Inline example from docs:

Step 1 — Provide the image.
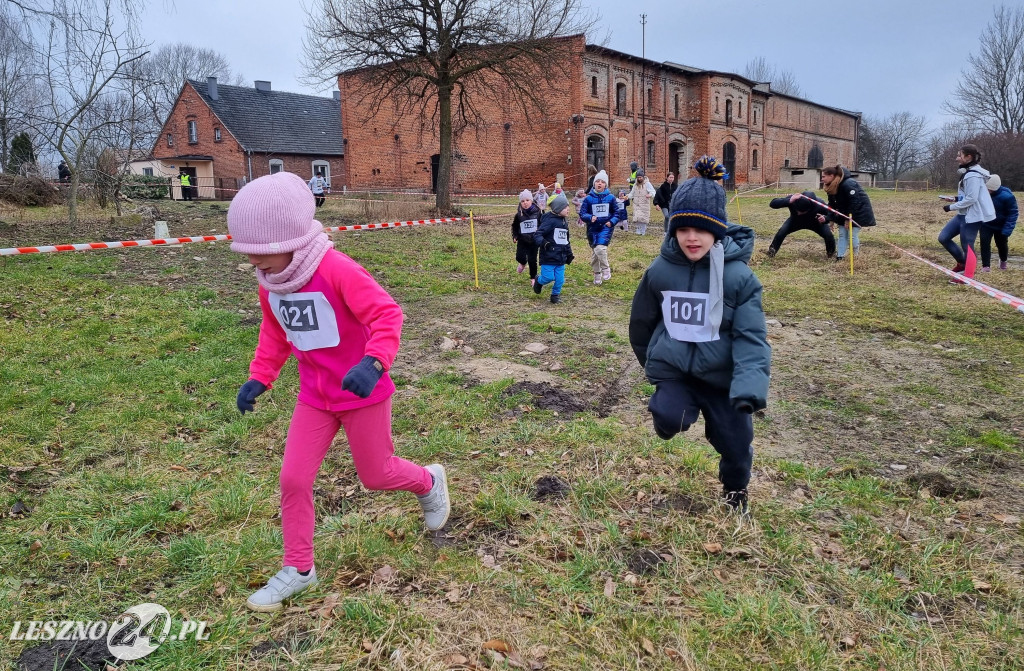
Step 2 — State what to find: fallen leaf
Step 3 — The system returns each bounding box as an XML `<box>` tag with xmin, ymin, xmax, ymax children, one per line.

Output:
<box><xmin>665</xmin><ymin>648</ymin><xmax>685</xmax><ymax>662</ymax></box>
<box><xmin>991</xmin><ymin>514</ymin><xmax>1020</xmax><ymax>525</ymax></box>
<box><xmin>482</xmin><ymin>639</ymin><xmax>512</xmax><ymax>654</ymax></box>
<box><xmin>116</xmin><ymin>556</ymin><xmax>129</xmax><ymax>568</ymax></box>
<box><xmin>444</xmin><ymin>653</ymin><xmax>471</xmax><ymax>668</ymax></box>
<box><xmin>373</xmin><ymin>565</ymin><xmax>396</xmax><ymax>582</ymax></box>
<box><xmin>213</xmin><ymin>582</ymin><xmax>227</xmax><ymax>597</ymax></box>
<box><xmin>702</xmin><ymin>542</ymin><xmax>723</xmax><ymax>554</ymax></box>
<box><xmin>725</xmin><ymin>547</ymin><xmax>752</xmax><ymax>559</ymax></box>
<box><xmin>361</xmin><ymin>638</ymin><xmax>374</xmax><ymax>653</ymax></box>
<box><xmin>641</xmin><ymin>638</ymin><xmax>655</xmax><ymax>656</ymax></box>
<box><xmin>169</xmin><ymin>465</ymin><xmax>188</xmax><ymax>472</ymax></box>
<box><xmin>317</xmin><ymin>593</ymin><xmax>341</xmax><ymax>618</ymax></box>
<box><xmin>603</xmin><ymin>578</ymin><xmax>616</xmax><ymax>598</ymax></box>
<box><xmin>839</xmin><ymin>634</ymin><xmax>858</xmax><ymax>650</ymax></box>
<box><xmin>973</xmin><ymin>578</ymin><xmax>992</xmax><ymax>592</ymax></box>
<box><xmin>29</xmin><ymin>540</ymin><xmax>42</xmax><ymax>556</ymax></box>
<box><xmin>170</xmin><ymin>500</ymin><xmax>185</xmax><ymax>511</ymax></box>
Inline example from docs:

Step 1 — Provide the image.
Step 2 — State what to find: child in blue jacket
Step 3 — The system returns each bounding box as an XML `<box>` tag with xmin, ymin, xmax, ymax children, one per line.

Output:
<box><xmin>580</xmin><ymin>170</ymin><xmax>623</xmax><ymax>285</ymax></box>
<box><xmin>532</xmin><ymin>193</ymin><xmax>574</xmax><ymax>303</ymax></box>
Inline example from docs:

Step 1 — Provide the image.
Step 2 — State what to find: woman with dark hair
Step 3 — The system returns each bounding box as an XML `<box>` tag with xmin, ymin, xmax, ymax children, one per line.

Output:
<box><xmin>586</xmin><ymin>164</ymin><xmax>598</xmax><ymax>193</ymax></box>
<box><xmin>937</xmin><ymin>144</ymin><xmax>995</xmax><ymax>281</ymax></box>
<box><xmin>820</xmin><ymin>164</ymin><xmax>875</xmax><ymax>261</ymax></box>
<box><xmin>653</xmin><ymin>172</ymin><xmax>677</xmax><ymax>232</ymax></box>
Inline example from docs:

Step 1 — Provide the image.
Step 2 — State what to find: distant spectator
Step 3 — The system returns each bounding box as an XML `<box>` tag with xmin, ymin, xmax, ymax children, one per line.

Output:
<box><xmin>57</xmin><ymin>161</ymin><xmax>71</xmax><ymax>183</ymax></box>
<box><xmin>628</xmin><ymin>169</ymin><xmax>657</xmax><ymax>235</ymax></box>
<box><xmin>937</xmin><ymin>145</ymin><xmax>994</xmax><ymax>281</ymax></box>
<box><xmin>766</xmin><ymin>191</ymin><xmax>836</xmax><ymax>259</ymax></box>
<box><xmin>653</xmin><ymin>172</ymin><xmax>677</xmax><ymax>232</ymax></box>
<box><xmin>309</xmin><ymin>173</ymin><xmax>328</xmax><ymax>208</ymax></box>
<box><xmin>821</xmin><ymin>164</ymin><xmax>875</xmax><ymax>261</ymax></box>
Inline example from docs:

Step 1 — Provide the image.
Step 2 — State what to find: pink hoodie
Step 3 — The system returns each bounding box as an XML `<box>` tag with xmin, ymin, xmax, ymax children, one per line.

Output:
<box><xmin>248</xmin><ymin>249</ymin><xmax>401</xmax><ymax>411</ymax></box>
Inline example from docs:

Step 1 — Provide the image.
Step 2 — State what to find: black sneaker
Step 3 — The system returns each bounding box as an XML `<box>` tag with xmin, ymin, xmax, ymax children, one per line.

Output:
<box><xmin>533</xmin><ymin>280</ymin><xmax>543</xmax><ymax>295</ymax></box>
<box><xmin>723</xmin><ymin>489</ymin><xmax>749</xmax><ymax>515</ymax></box>
<box><xmin>550</xmin><ymin>293</ymin><xmax>561</xmax><ymax>304</ymax></box>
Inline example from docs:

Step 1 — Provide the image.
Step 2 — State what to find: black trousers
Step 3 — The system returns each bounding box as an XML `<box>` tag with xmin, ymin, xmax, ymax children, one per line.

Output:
<box><xmin>515</xmin><ymin>240</ymin><xmax>539</xmax><ymax>278</ymax></box>
<box><xmin>979</xmin><ymin>227</ymin><xmax>1009</xmax><ymax>267</ymax></box>
<box><xmin>314</xmin><ymin>195</ymin><xmax>326</xmax><ymax>208</ymax></box>
<box><xmin>770</xmin><ymin>217</ymin><xmax>836</xmax><ymax>257</ymax></box>
<box><xmin>648</xmin><ymin>377</ymin><xmax>754</xmax><ymax>491</ymax></box>
<box><xmin>181</xmin><ymin>185</ymin><xmax>193</xmax><ymax>200</ymax></box>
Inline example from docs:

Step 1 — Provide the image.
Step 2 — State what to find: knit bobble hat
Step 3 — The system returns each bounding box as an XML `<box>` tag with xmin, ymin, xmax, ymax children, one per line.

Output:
<box><xmin>549</xmin><ymin>192</ymin><xmax>570</xmax><ymax>214</ymax></box>
<box><xmin>228</xmin><ymin>172</ymin><xmax>322</xmax><ymax>254</ymax></box>
<box><xmin>667</xmin><ymin>156</ymin><xmax>729</xmax><ymax>240</ymax></box>
<box><xmin>519</xmin><ymin>189</ymin><xmax>534</xmax><ymax>201</ymax></box>
<box><xmin>987</xmin><ymin>174</ymin><xmax>1002</xmax><ymax>191</ymax></box>
<box><xmin>593</xmin><ymin>170</ymin><xmax>609</xmax><ymax>186</ymax></box>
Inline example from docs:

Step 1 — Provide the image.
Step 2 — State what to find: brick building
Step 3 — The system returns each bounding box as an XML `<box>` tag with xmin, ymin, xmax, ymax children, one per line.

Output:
<box><xmin>147</xmin><ymin>78</ymin><xmax>345</xmax><ymax>199</ymax></box>
<box><xmin>337</xmin><ymin>36</ymin><xmax>859</xmax><ymax>193</ymax></box>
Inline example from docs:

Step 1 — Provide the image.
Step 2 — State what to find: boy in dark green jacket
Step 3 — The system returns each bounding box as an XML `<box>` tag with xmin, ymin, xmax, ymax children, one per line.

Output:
<box><xmin>629</xmin><ymin>156</ymin><xmax>772</xmax><ymax>514</ymax></box>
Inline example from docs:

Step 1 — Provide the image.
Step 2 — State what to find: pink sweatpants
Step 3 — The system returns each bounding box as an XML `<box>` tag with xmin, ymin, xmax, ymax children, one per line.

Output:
<box><xmin>280</xmin><ymin>398</ymin><xmax>432</xmax><ymax>571</ymax></box>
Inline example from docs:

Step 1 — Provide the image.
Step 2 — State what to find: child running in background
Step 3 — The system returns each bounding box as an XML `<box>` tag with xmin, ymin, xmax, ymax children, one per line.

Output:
<box><xmin>511</xmin><ymin>189</ymin><xmax>542</xmax><ymax>286</ymax></box>
<box><xmin>572</xmin><ymin>189</ymin><xmax>587</xmax><ymax>227</ymax></box>
<box><xmin>228</xmin><ymin>172</ymin><xmax>451</xmax><ymax>612</ymax></box>
<box><xmin>546</xmin><ymin>182</ymin><xmax>564</xmax><ymax>209</ymax></box>
<box><xmin>616</xmin><ymin>189</ymin><xmax>630</xmax><ymax>231</ymax></box>
<box><xmin>580</xmin><ymin>169</ymin><xmax>622</xmax><ymax>285</ymax></box>
<box><xmin>532</xmin><ymin>192</ymin><xmax>575</xmax><ymax>303</ymax></box>
<box><xmin>629</xmin><ymin>156</ymin><xmax>771</xmax><ymax>514</ymax></box>
<box><xmin>534</xmin><ymin>183</ymin><xmax>549</xmax><ymax>213</ymax></box>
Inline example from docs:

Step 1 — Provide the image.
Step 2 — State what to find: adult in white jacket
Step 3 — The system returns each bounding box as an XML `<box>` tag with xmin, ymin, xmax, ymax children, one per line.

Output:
<box><xmin>937</xmin><ymin>144</ymin><xmax>995</xmax><ymax>279</ymax></box>
<box><xmin>628</xmin><ymin>169</ymin><xmax>658</xmax><ymax>235</ymax></box>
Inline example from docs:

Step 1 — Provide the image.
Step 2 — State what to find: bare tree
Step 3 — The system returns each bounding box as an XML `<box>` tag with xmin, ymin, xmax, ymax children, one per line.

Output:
<box><xmin>944</xmin><ymin>5</ymin><xmax>1024</xmax><ymax>134</ymax></box>
<box><xmin>859</xmin><ymin>112</ymin><xmax>928</xmax><ymax>180</ymax></box>
<box><xmin>0</xmin><ymin>14</ymin><xmax>41</xmax><ymax>172</ymax></box>
<box><xmin>924</xmin><ymin>121</ymin><xmax>972</xmax><ymax>187</ymax></box>
<box><xmin>303</xmin><ymin>0</ymin><xmax>592</xmax><ymax>213</ymax></box>
<box><xmin>141</xmin><ymin>42</ymin><xmax>246</xmax><ymax>129</ymax></box>
<box><xmin>28</xmin><ymin>0</ymin><xmax>147</xmax><ymax>223</ymax></box>
<box><xmin>742</xmin><ymin>56</ymin><xmax>802</xmax><ymax>97</ymax></box>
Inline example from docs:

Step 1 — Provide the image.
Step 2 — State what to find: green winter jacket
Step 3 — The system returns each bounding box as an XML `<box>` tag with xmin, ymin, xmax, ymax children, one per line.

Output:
<box><xmin>629</xmin><ymin>224</ymin><xmax>771</xmax><ymax>410</ymax></box>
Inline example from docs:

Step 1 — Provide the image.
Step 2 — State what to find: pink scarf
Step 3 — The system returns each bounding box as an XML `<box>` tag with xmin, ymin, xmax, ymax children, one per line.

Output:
<box><xmin>256</xmin><ymin>226</ymin><xmax>334</xmax><ymax>294</ymax></box>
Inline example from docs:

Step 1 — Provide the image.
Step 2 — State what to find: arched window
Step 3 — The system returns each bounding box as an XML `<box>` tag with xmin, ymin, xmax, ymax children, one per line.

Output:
<box><xmin>808</xmin><ymin>144</ymin><xmax>824</xmax><ymax>168</ymax></box>
<box><xmin>673</xmin><ymin>94</ymin><xmax>679</xmax><ymax>119</ymax></box>
<box><xmin>646</xmin><ymin>87</ymin><xmax>652</xmax><ymax>111</ymax></box>
<box><xmin>722</xmin><ymin>142</ymin><xmax>736</xmax><ymax>188</ymax></box>
<box><xmin>725</xmin><ymin>99</ymin><xmax>733</xmax><ymax>126</ymax></box>
<box><xmin>752</xmin><ymin>149</ymin><xmax>759</xmax><ymax>169</ymax></box>
<box><xmin>647</xmin><ymin>140</ymin><xmax>655</xmax><ymax>167</ymax></box>
<box><xmin>738</xmin><ymin>101</ymin><xmax>743</xmax><ymax>118</ymax></box>
<box><xmin>587</xmin><ymin>135</ymin><xmax>606</xmax><ymax>172</ymax></box>
<box><xmin>615</xmin><ymin>83</ymin><xmax>627</xmax><ymax>116</ymax></box>
<box><xmin>591</xmin><ymin>76</ymin><xmax>598</xmax><ymax>97</ymax></box>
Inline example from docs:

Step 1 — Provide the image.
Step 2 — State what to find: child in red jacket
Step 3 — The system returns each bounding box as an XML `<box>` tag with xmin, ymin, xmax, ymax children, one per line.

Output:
<box><xmin>228</xmin><ymin>172</ymin><xmax>450</xmax><ymax>612</ymax></box>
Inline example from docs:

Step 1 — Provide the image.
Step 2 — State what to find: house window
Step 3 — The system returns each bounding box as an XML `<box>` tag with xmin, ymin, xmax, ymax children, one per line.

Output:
<box><xmin>591</xmin><ymin>76</ymin><xmax>598</xmax><ymax>97</ymax></box>
<box><xmin>725</xmin><ymin>99</ymin><xmax>733</xmax><ymax>126</ymax></box>
<box><xmin>673</xmin><ymin>94</ymin><xmax>679</xmax><ymax>119</ymax></box>
<box><xmin>646</xmin><ymin>87</ymin><xmax>652</xmax><ymax>111</ymax></box>
<box><xmin>214</xmin><ymin>128</ymin><xmax>222</xmax><ymax>142</ymax></box>
<box><xmin>269</xmin><ymin>159</ymin><xmax>284</xmax><ymax>174</ymax></box>
<box><xmin>646</xmin><ymin>140</ymin><xmax>655</xmax><ymax>167</ymax></box>
<box><xmin>188</xmin><ymin>120</ymin><xmax>197</xmax><ymax>144</ymax></box>
<box><xmin>751</xmin><ymin>149</ymin><xmax>759</xmax><ymax>169</ymax></box>
<box><xmin>311</xmin><ymin>160</ymin><xmax>330</xmax><ymax>184</ymax></box>
<box><xmin>143</xmin><ymin>167</ymin><xmax>154</xmax><ymax>176</ymax></box>
<box><xmin>615</xmin><ymin>83</ymin><xmax>626</xmax><ymax>116</ymax></box>
<box><xmin>166</xmin><ymin>133</ymin><xmax>173</xmax><ymax>147</ymax></box>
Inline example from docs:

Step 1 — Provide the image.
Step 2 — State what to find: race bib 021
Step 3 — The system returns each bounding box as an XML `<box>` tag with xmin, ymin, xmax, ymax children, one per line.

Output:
<box><xmin>660</xmin><ymin>290</ymin><xmax>719</xmax><ymax>342</ymax></box>
<box><xmin>269</xmin><ymin>291</ymin><xmax>340</xmax><ymax>351</ymax></box>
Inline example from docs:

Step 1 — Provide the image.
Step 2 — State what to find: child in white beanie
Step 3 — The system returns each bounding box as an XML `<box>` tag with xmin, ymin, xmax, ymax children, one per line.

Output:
<box><xmin>511</xmin><ymin>189</ymin><xmax>542</xmax><ymax>285</ymax></box>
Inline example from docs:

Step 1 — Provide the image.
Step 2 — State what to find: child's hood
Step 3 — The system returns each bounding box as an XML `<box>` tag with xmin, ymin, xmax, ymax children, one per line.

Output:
<box><xmin>659</xmin><ymin>223</ymin><xmax>755</xmax><ymax>265</ymax></box>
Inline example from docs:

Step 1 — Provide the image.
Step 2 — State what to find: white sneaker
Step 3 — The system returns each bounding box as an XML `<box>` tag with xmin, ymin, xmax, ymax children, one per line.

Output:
<box><xmin>417</xmin><ymin>464</ymin><xmax>451</xmax><ymax>530</ymax></box>
<box><xmin>246</xmin><ymin>566</ymin><xmax>318</xmax><ymax>612</ymax></box>
<box><xmin>602</xmin><ymin>269</ymin><xmax>611</xmax><ymax>281</ymax></box>
<box><xmin>593</xmin><ymin>273</ymin><xmax>603</xmax><ymax>285</ymax></box>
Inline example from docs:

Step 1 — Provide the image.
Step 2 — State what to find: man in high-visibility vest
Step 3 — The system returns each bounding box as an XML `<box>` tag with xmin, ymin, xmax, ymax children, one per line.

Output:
<box><xmin>180</xmin><ymin>172</ymin><xmax>193</xmax><ymax>201</ymax></box>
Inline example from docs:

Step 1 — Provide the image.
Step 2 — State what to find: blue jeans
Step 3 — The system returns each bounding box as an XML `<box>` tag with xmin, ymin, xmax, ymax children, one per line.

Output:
<box><xmin>938</xmin><ymin>214</ymin><xmax>981</xmax><ymax>265</ymax></box>
<box><xmin>836</xmin><ymin>223</ymin><xmax>860</xmax><ymax>258</ymax></box>
<box><xmin>537</xmin><ymin>264</ymin><xmax>565</xmax><ymax>296</ymax></box>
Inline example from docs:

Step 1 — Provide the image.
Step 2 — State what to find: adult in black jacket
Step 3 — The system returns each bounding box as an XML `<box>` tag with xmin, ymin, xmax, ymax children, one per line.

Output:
<box><xmin>766</xmin><ymin>191</ymin><xmax>836</xmax><ymax>258</ymax></box>
<box><xmin>653</xmin><ymin>172</ymin><xmax>677</xmax><ymax>231</ymax></box>
<box><xmin>821</xmin><ymin>165</ymin><xmax>875</xmax><ymax>260</ymax></box>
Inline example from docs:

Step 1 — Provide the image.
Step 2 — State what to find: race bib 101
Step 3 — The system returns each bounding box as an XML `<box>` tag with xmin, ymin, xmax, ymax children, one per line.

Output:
<box><xmin>269</xmin><ymin>291</ymin><xmax>340</xmax><ymax>351</ymax></box>
<box><xmin>554</xmin><ymin>228</ymin><xmax>569</xmax><ymax>245</ymax></box>
<box><xmin>519</xmin><ymin>218</ymin><xmax>538</xmax><ymax>234</ymax></box>
<box><xmin>592</xmin><ymin>203</ymin><xmax>610</xmax><ymax>217</ymax></box>
<box><xmin>660</xmin><ymin>290</ymin><xmax>719</xmax><ymax>342</ymax></box>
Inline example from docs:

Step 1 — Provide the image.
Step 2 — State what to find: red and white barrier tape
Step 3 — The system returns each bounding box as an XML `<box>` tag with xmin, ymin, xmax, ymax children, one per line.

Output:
<box><xmin>0</xmin><ymin>214</ymin><xmax>510</xmax><ymax>256</ymax></box>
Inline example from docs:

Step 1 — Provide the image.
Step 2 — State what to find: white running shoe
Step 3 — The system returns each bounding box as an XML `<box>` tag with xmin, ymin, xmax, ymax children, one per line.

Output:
<box><xmin>246</xmin><ymin>566</ymin><xmax>318</xmax><ymax>612</ymax></box>
<box><xmin>417</xmin><ymin>464</ymin><xmax>451</xmax><ymax>530</ymax></box>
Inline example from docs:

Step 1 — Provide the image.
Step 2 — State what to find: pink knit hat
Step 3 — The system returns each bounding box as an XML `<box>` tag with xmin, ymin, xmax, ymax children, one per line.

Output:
<box><xmin>228</xmin><ymin>172</ymin><xmax>323</xmax><ymax>254</ymax></box>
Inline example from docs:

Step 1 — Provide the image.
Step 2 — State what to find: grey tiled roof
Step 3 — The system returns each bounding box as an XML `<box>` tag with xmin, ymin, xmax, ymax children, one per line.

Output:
<box><xmin>189</xmin><ymin>80</ymin><xmax>344</xmax><ymax>156</ymax></box>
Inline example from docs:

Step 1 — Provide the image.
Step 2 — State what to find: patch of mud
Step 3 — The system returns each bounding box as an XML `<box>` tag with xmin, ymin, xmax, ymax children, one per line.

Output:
<box><xmin>17</xmin><ymin>639</ymin><xmax>113</xmax><ymax>671</ymax></box>
<box><xmin>903</xmin><ymin>472</ymin><xmax>982</xmax><ymax>500</ymax></box>
<box><xmin>654</xmin><ymin>493</ymin><xmax>710</xmax><ymax>515</ymax></box>
<box><xmin>503</xmin><ymin>382</ymin><xmax>588</xmax><ymax>413</ymax></box>
<box><xmin>532</xmin><ymin>475</ymin><xmax>571</xmax><ymax>501</ymax></box>
<box><xmin>625</xmin><ymin>548</ymin><xmax>667</xmax><ymax>575</ymax></box>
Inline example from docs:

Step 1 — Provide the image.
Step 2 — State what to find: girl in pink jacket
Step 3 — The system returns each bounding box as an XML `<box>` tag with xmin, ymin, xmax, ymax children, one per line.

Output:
<box><xmin>227</xmin><ymin>172</ymin><xmax>450</xmax><ymax>612</ymax></box>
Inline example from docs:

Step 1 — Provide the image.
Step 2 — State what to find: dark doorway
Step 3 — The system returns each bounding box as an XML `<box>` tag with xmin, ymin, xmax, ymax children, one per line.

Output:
<box><xmin>430</xmin><ymin>154</ymin><xmax>440</xmax><ymax>194</ymax></box>
<box><xmin>669</xmin><ymin>142</ymin><xmax>682</xmax><ymax>178</ymax></box>
<box><xmin>179</xmin><ymin>166</ymin><xmax>198</xmax><ymax>200</ymax></box>
<box><xmin>722</xmin><ymin>142</ymin><xmax>736</xmax><ymax>189</ymax></box>
<box><xmin>808</xmin><ymin>144</ymin><xmax>824</xmax><ymax>168</ymax></box>
<box><xmin>586</xmin><ymin>135</ymin><xmax>605</xmax><ymax>173</ymax></box>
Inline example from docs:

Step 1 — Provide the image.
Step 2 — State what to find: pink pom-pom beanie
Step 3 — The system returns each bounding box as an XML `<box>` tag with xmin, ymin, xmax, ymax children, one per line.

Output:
<box><xmin>228</xmin><ymin>172</ymin><xmax>323</xmax><ymax>255</ymax></box>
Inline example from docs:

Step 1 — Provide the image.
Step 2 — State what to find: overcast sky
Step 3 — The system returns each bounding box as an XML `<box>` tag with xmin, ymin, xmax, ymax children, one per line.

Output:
<box><xmin>139</xmin><ymin>0</ymin><xmax>1003</xmax><ymax>128</ymax></box>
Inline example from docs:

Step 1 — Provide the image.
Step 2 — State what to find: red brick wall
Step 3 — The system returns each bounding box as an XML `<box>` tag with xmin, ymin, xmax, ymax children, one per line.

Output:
<box><xmin>763</xmin><ymin>94</ymin><xmax>858</xmax><ymax>182</ymax></box>
<box><xmin>154</xmin><ymin>82</ymin><xmax>346</xmax><ymax>194</ymax></box>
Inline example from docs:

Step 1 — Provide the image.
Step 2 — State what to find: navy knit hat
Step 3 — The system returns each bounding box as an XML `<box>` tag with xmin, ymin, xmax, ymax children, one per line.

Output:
<box><xmin>667</xmin><ymin>156</ymin><xmax>729</xmax><ymax>240</ymax></box>
<box><xmin>549</xmin><ymin>192</ymin><xmax>570</xmax><ymax>214</ymax></box>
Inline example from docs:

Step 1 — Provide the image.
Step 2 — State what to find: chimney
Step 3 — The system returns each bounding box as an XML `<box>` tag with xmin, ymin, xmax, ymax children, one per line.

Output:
<box><xmin>207</xmin><ymin>77</ymin><xmax>218</xmax><ymax>100</ymax></box>
<box><xmin>255</xmin><ymin>80</ymin><xmax>271</xmax><ymax>92</ymax></box>
<box><xmin>332</xmin><ymin>90</ymin><xmax>340</xmax><ymax>101</ymax></box>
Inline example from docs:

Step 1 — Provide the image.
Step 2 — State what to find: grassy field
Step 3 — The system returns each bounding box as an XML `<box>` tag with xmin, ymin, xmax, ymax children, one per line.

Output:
<box><xmin>1</xmin><ymin>188</ymin><xmax>1022</xmax><ymax>670</ymax></box>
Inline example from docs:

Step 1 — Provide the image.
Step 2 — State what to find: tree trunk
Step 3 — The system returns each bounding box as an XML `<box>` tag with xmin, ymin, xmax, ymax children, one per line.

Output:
<box><xmin>436</xmin><ymin>84</ymin><xmax>453</xmax><ymax>215</ymax></box>
<box><xmin>67</xmin><ymin>172</ymin><xmax>79</xmax><ymax>225</ymax></box>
